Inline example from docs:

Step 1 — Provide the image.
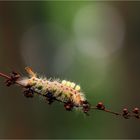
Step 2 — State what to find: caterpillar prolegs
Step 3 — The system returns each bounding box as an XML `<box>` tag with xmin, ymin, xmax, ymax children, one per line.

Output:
<box><xmin>0</xmin><ymin>67</ymin><xmax>140</xmax><ymax>119</ymax></box>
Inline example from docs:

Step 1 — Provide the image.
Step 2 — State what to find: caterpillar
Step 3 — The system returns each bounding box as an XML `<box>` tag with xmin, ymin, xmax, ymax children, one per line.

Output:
<box><xmin>21</xmin><ymin>67</ymin><xmax>90</xmax><ymax>114</ymax></box>
<box><xmin>0</xmin><ymin>67</ymin><xmax>140</xmax><ymax>119</ymax></box>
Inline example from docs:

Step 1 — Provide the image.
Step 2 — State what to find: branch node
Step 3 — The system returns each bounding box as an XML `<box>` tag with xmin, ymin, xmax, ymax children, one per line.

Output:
<box><xmin>5</xmin><ymin>71</ymin><xmax>20</xmax><ymax>87</ymax></box>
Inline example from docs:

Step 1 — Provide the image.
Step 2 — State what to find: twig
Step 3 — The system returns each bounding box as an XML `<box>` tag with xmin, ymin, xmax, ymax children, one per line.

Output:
<box><xmin>0</xmin><ymin>71</ymin><xmax>140</xmax><ymax>119</ymax></box>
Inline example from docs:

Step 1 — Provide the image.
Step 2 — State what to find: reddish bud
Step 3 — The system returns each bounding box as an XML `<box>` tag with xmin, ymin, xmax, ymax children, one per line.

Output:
<box><xmin>133</xmin><ymin>107</ymin><xmax>139</xmax><ymax>114</ymax></box>
<box><xmin>122</xmin><ymin>108</ymin><xmax>130</xmax><ymax>119</ymax></box>
<box><xmin>96</xmin><ymin>102</ymin><xmax>105</xmax><ymax>110</ymax></box>
<box><xmin>123</xmin><ymin>108</ymin><xmax>128</xmax><ymax>115</ymax></box>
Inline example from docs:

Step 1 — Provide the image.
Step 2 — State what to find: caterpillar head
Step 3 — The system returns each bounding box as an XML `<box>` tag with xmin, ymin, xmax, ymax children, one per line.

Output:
<box><xmin>18</xmin><ymin>67</ymin><xmax>38</xmax><ymax>87</ymax></box>
<box><xmin>25</xmin><ymin>67</ymin><xmax>37</xmax><ymax>78</ymax></box>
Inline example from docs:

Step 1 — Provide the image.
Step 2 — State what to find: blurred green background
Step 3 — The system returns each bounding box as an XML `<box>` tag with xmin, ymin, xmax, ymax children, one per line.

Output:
<box><xmin>0</xmin><ymin>1</ymin><xmax>140</xmax><ymax>139</ymax></box>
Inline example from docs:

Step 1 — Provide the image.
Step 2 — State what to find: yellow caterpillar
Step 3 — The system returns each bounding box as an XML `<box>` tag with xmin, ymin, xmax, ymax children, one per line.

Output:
<box><xmin>18</xmin><ymin>67</ymin><xmax>90</xmax><ymax>114</ymax></box>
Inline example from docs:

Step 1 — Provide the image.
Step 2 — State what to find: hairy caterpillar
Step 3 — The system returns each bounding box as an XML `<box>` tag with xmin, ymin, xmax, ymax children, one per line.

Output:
<box><xmin>21</xmin><ymin>67</ymin><xmax>89</xmax><ymax>114</ymax></box>
<box><xmin>0</xmin><ymin>67</ymin><xmax>140</xmax><ymax>119</ymax></box>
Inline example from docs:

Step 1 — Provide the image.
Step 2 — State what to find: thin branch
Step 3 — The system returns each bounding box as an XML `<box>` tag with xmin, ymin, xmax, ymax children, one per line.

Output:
<box><xmin>0</xmin><ymin>71</ymin><xmax>139</xmax><ymax>119</ymax></box>
<box><xmin>0</xmin><ymin>72</ymin><xmax>11</xmax><ymax>80</ymax></box>
<box><xmin>90</xmin><ymin>106</ymin><xmax>121</xmax><ymax>116</ymax></box>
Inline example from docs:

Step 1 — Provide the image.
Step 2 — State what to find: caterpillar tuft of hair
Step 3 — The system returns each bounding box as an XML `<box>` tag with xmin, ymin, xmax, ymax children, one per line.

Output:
<box><xmin>0</xmin><ymin>67</ymin><xmax>140</xmax><ymax>119</ymax></box>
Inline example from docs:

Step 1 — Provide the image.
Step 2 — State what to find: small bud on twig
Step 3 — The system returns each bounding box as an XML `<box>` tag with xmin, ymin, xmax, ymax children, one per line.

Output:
<box><xmin>123</xmin><ymin>108</ymin><xmax>130</xmax><ymax>119</ymax></box>
<box><xmin>96</xmin><ymin>102</ymin><xmax>105</xmax><ymax>110</ymax></box>
<box><xmin>133</xmin><ymin>107</ymin><xmax>139</xmax><ymax>114</ymax></box>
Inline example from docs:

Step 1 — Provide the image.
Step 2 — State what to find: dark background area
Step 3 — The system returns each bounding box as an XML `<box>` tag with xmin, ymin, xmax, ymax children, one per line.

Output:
<box><xmin>0</xmin><ymin>1</ymin><xmax>140</xmax><ymax>138</ymax></box>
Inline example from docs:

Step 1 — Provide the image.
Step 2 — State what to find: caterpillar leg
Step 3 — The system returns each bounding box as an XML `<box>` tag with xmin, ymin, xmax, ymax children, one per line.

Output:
<box><xmin>23</xmin><ymin>88</ymin><xmax>34</xmax><ymax>98</ymax></box>
<box><xmin>64</xmin><ymin>101</ymin><xmax>73</xmax><ymax>111</ymax></box>
<box><xmin>82</xmin><ymin>100</ymin><xmax>90</xmax><ymax>115</ymax></box>
<box><xmin>25</xmin><ymin>67</ymin><xmax>36</xmax><ymax>77</ymax></box>
<box><xmin>45</xmin><ymin>92</ymin><xmax>55</xmax><ymax>104</ymax></box>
